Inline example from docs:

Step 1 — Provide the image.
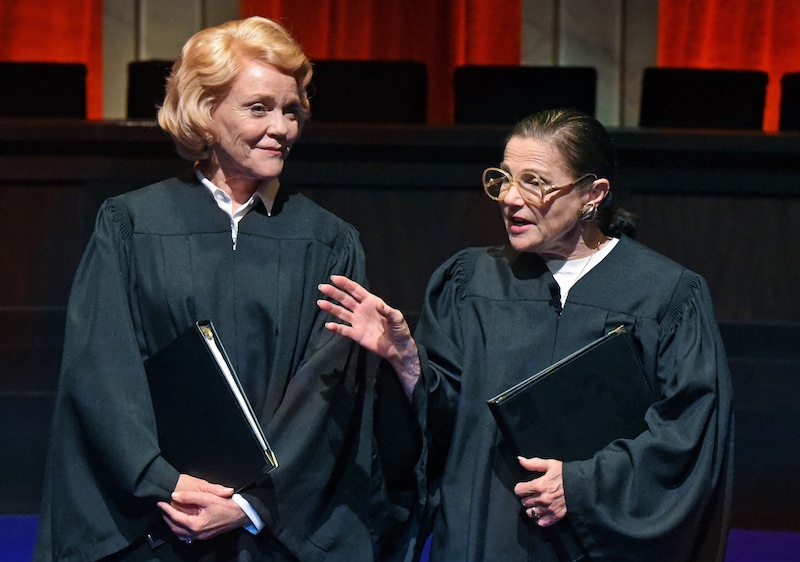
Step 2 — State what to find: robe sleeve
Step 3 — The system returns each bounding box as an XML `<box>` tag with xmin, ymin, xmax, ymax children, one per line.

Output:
<box><xmin>59</xmin><ymin>198</ymin><xmax>178</xmax><ymax>506</ymax></box>
<box><xmin>237</xmin><ymin>223</ymin><xmax>422</xmax><ymax>560</ymax></box>
<box><xmin>562</xmin><ymin>271</ymin><xmax>734</xmax><ymax>561</ymax></box>
<box><xmin>411</xmin><ymin>251</ymin><xmax>472</xmax><ymax>481</ymax></box>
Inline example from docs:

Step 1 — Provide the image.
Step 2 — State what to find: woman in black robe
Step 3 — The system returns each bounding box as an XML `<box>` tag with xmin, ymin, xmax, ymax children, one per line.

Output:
<box><xmin>34</xmin><ymin>17</ymin><xmax>417</xmax><ymax>562</ymax></box>
<box><xmin>318</xmin><ymin>109</ymin><xmax>734</xmax><ymax>561</ymax></box>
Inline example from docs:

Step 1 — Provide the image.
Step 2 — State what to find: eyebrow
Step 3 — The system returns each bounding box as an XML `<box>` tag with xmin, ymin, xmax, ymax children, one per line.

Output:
<box><xmin>501</xmin><ymin>165</ymin><xmax>550</xmax><ymax>180</ymax></box>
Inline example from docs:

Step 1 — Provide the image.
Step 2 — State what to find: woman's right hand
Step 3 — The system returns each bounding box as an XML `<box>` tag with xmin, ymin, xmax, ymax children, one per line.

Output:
<box><xmin>318</xmin><ymin>275</ymin><xmax>420</xmax><ymax>397</ymax></box>
<box><xmin>158</xmin><ymin>474</ymin><xmax>245</xmax><ymax>542</ymax></box>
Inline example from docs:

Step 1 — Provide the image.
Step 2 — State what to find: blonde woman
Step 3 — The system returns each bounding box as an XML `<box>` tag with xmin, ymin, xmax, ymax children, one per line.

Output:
<box><xmin>35</xmin><ymin>17</ymin><xmax>417</xmax><ymax>561</ymax></box>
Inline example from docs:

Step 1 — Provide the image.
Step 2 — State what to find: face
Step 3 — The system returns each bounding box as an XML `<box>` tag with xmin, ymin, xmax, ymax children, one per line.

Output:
<box><xmin>207</xmin><ymin>59</ymin><xmax>302</xmax><ymax>190</ymax></box>
<box><xmin>498</xmin><ymin>136</ymin><xmax>603</xmax><ymax>260</ymax></box>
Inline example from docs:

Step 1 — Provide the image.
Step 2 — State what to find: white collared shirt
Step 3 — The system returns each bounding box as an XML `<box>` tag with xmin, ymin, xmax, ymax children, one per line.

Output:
<box><xmin>195</xmin><ymin>167</ymin><xmax>279</xmax><ymax>250</ymax></box>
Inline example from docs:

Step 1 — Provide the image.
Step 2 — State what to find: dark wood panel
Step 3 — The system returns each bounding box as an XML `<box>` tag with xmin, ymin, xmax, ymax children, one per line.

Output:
<box><xmin>628</xmin><ymin>196</ymin><xmax>800</xmax><ymax>324</ymax></box>
<box><xmin>2</xmin><ymin>120</ymin><xmax>800</xmax><ymax>526</ymax></box>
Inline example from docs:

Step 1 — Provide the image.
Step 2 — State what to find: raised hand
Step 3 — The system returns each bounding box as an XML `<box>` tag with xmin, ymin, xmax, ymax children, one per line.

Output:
<box><xmin>318</xmin><ymin>275</ymin><xmax>420</xmax><ymax>397</ymax></box>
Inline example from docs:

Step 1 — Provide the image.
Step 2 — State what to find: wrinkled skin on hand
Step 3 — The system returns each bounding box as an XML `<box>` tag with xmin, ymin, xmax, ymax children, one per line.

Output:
<box><xmin>514</xmin><ymin>457</ymin><xmax>567</xmax><ymax>527</ymax></box>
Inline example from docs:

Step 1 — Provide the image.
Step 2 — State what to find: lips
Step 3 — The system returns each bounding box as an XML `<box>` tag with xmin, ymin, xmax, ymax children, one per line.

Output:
<box><xmin>508</xmin><ymin>215</ymin><xmax>532</xmax><ymax>227</ymax></box>
<box><xmin>257</xmin><ymin>146</ymin><xmax>285</xmax><ymax>157</ymax></box>
<box><xmin>506</xmin><ymin>215</ymin><xmax>533</xmax><ymax>235</ymax></box>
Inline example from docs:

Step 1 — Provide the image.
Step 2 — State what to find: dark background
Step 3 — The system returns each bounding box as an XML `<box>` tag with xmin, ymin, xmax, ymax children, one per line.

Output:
<box><xmin>1</xmin><ymin>120</ymin><xmax>798</xmax><ymax>532</ymax></box>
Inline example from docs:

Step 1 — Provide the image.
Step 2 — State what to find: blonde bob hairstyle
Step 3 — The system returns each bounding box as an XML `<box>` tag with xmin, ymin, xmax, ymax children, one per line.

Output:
<box><xmin>157</xmin><ymin>16</ymin><xmax>312</xmax><ymax>162</ymax></box>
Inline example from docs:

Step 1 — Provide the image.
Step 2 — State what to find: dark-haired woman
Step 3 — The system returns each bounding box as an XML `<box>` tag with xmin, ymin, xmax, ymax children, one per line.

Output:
<box><xmin>319</xmin><ymin>109</ymin><xmax>733</xmax><ymax>561</ymax></box>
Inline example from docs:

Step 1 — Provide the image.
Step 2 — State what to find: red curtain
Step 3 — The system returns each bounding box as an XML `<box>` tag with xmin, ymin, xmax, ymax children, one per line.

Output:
<box><xmin>659</xmin><ymin>0</ymin><xmax>800</xmax><ymax>131</ymax></box>
<box><xmin>0</xmin><ymin>0</ymin><xmax>103</xmax><ymax>119</ymax></box>
<box><xmin>240</xmin><ymin>0</ymin><xmax>521</xmax><ymax>123</ymax></box>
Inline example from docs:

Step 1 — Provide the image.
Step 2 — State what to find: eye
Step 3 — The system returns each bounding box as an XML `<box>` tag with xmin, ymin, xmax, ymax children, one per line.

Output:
<box><xmin>517</xmin><ymin>171</ymin><xmax>543</xmax><ymax>189</ymax></box>
<box><xmin>249</xmin><ymin>103</ymin><xmax>268</xmax><ymax>116</ymax></box>
<box><xmin>283</xmin><ymin>104</ymin><xmax>300</xmax><ymax>120</ymax></box>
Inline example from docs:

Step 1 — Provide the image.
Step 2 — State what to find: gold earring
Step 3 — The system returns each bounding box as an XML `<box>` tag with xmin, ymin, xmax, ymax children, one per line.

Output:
<box><xmin>579</xmin><ymin>203</ymin><xmax>598</xmax><ymax>222</ymax></box>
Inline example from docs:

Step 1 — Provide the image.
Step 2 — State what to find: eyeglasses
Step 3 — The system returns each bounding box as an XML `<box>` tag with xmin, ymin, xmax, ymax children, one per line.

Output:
<box><xmin>482</xmin><ymin>167</ymin><xmax>597</xmax><ymax>204</ymax></box>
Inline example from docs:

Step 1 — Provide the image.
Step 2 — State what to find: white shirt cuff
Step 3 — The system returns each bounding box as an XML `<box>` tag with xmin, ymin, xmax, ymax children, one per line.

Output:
<box><xmin>231</xmin><ymin>493</ymin><xmax>265</xmax><ymax>534</ymax></box>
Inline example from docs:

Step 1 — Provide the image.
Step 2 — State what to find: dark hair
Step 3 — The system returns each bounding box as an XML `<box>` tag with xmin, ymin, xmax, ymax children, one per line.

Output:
<box><xmin>509</xmin><ymin>109</ymin><xmax>637</xmax><ymax>238</ymax></box>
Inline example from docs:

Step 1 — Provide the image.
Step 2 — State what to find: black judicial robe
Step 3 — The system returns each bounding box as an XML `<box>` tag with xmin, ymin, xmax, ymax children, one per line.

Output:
<box><xmin>34</xmin><ymin>177</ymin><xmax>416</xmax><ymax>561</ymax></box>
<box><xmin>413</xmin><ymin>236</ymin><xmax>734</xmax><ymax>562</ymax></box>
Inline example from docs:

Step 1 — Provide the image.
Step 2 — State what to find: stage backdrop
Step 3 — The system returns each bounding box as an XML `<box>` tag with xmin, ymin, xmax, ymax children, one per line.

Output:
<box><xmin>2</xmin><ymin>0</ymin><xmax>800</xmax><ymax>125</ymax></box>
<box><xmin>658</xmin><ymin>0</ymin><xmax>800</xmax><ymax>131</ymax></box>
<box><xmin>0</xmin><ymin>0</ymin><xmax>103</xmax><ymax>119</ymax></box>
<box><xmin>239</xmin><ymin>0</ymin><xmax>521</xmax><ymax>123</ymax></box>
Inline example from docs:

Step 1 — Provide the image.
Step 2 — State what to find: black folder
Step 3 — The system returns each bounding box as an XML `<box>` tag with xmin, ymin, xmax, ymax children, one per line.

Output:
<box><xmin>487</xmin><ymin>326</ymin><xmax>656</xmax><ymax>463</ymax></box>
<box><xmin>144</xmin><ymin>320</ymin><xmax>278</xmax><ymax>491</ymax></box>
<box><xmin>487</xmin><ymin>327</ymin><xmax>656</xmax><ymax>562</ymax></box>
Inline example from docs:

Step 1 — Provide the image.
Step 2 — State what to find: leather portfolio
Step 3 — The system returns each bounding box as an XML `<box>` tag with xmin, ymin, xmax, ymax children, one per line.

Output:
<box><xmin>144</xmin><ymin>320</ymin><xmax>278</xmax><ymax>491</ymax></box>
<box><xmin>487</xmin><ymin>326</ymin><xmax>656</xmax><ymax>462</ymax></box>
<box><xmin>487</xmin><ymin>326</ymin><xmax>655</xmax><ymax>562</ymax></box>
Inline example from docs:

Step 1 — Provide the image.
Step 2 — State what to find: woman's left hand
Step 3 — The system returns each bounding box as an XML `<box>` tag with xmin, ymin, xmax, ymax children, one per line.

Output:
<box><xmin>514</xmin><ymin>457</ymin><xmax>567</xmax><ymax>527</ymax></box>
<box><xmin>157</xmin><ymin>491</ymin><xmax>250</xmax><ymax>541</ymax></box>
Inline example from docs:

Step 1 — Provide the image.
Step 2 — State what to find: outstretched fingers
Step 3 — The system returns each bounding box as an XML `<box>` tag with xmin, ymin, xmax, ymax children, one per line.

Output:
<box><xmin>328</xmin><ymin>274</ymin><xmax>369</xmax><ymax>300</ymax></box>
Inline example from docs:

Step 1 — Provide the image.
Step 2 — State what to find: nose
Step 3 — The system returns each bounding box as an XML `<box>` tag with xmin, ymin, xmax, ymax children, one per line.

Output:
<box><xmin>266</xmin><ymin>110</ymin><xmax>289</xmax><ymax>136</ymax></box>
<box><xmin>499</xmin><ymin>179</ymin><xmax>526</xmax><ymax>205</ymax></box>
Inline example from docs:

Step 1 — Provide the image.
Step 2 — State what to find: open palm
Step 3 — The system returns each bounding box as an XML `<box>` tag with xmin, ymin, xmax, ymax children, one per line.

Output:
<box><xmin>317</xmin><ymin>275</ymin><xmax>412</xmax><ymax>361</ymax></box>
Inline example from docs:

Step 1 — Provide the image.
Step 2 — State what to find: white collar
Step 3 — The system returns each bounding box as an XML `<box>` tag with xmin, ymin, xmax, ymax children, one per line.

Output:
<box><xmin>194</xmin><ymin>166</ymin><xmax>280</xmax><ymax>217</ymax></box>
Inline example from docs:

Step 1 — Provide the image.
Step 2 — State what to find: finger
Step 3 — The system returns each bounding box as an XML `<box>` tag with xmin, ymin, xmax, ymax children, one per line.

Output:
<box><xmin>380</xmin><ymin>301</ymin><xmax>404</xmax><ymax>324</ymax></box>
<box><xmin>324</xmin><ymin>320</ymin><xmax>354</xmax><ymax>338</ymax></box>
<box><xmin>317</xmin><ymin>298</ymin><xmax>354</xmax><ymax>323</ymax></box>
<box><xmin>201</xmin><ymin>483</ymin><xmax>234</xmax><ymax>497</ymax></box>
<box><xmin>537</xmin><ymin>514</ymin><xmax>558</xmax><ymax>528</ymax></box>
<box><xmin>158</xmin><ymin>502</ymin><xmax>191</xmax><ymax>534</ymax></box>
<box><xmin>318</xmin><ymin>283</ymin><xmax>359</xmax><ymax>310</ymax></box>
<box><xmin>329</xmin><ymin>275</ymin><xmax>370</xmax><ymax>301</ymax></box>
<box><xmin>514</xmin><ymin>473</ymin><xmax>546</xmax><ymax>498</ymax></box>
<box><xmin>170</xmin><ymin>491</ymin><xmax>215</xmax><ymax>507</ymax></box>
<box><xmin>518</xmin><ymin>456</ymin><xmax>550</xmax><ymax>472</ymax></box>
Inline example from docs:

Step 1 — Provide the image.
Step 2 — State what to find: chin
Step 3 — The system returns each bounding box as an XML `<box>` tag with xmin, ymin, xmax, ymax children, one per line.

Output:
<box><xmin>256</xmin><ymin>162</ymin><xmax>284</xmax><ymax>178</ymax></box>
<box><xmin>508</xmin><ymin>237</ymin><xmax>538</xmax><ymax>254</ymax></box>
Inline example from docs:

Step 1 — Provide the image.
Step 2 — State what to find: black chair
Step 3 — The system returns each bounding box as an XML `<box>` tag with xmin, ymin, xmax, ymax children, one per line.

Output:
<box><xmin>127</xmin><ymin>60</ymin><xmax>174</xmax><ymax>120</ymax></box>
<box><xmin>453</xmin><ymin>65</ymin><xmax>597</xmax><ymax>125</ymax></box>
<box><xmin>0</xmin><ymin>62</ymin><xmax>86</xmax><ymax>118</ymax></box>
<box><xmin>639</xmin><ymin>67</ymin><xmax>768</xmax><ymax>130</ymax></box>
<box><xmin>309</xmin><ymin>60</ymin><xmax>427</xmax><ymax>123</ymax></box>
<box><xmin>779</xmin><ymin>72</ymin><xmax>800</xmax><ymax>131</ymax></box>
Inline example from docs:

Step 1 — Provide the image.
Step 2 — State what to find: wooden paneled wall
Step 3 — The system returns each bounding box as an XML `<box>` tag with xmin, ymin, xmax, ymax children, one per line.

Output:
<box><xmin>1</xmin><ymin>121</ymin><xmax>799</xmax><ymax>531</ymax></box>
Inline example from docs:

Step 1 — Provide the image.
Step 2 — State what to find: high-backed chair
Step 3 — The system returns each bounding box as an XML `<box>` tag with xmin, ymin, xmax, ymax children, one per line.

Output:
<box><xmin>0</xmin><ymin>62</ymin><xmax>86</xmax><ymax>118</ymax></box>
<box><xmin>309</xmin><ymin>60</ymin><xmax>427</xmax><ymax>123</ymax></box>
<box><xmin>779</xmin><ymin>72</ymin><xmax>800</xmax><ymax>132</ymax></box>
<box><xmin>127</xmin><ymin>60</ymin><xmax>174</xmax><ymax>120</ymax></box>
<box><xmin>639</xmin><ymin>67</ymin><xmax>768</xmax><ymax>130</ymax></box>
<box><xmin>453</xmin><ymin>65</ymin><xmax>597</xmax><ymax>125</ymax></box>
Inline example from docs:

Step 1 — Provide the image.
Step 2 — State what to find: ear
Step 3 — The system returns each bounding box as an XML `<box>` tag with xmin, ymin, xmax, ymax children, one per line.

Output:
<box><xmin>586</xmin><ymin>178</ymin><xmax>611</xmax><ymax>206</ymax></box>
